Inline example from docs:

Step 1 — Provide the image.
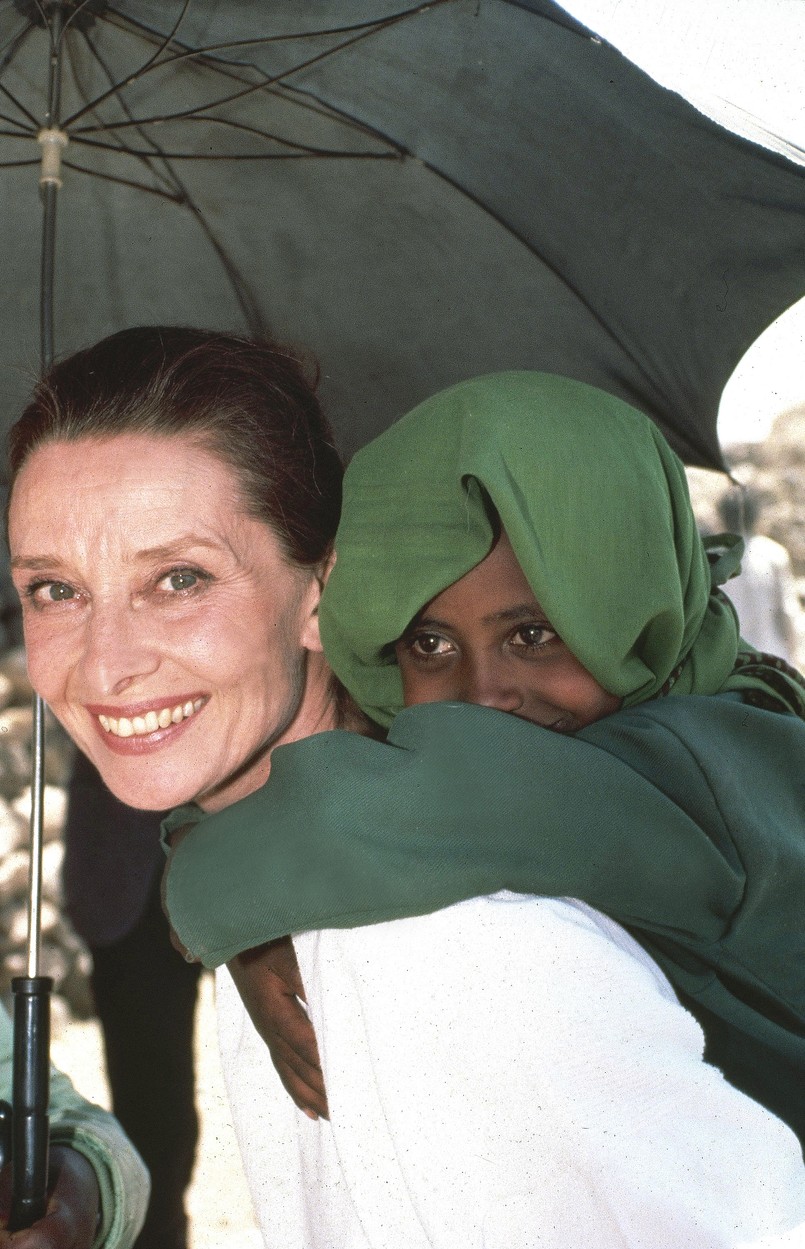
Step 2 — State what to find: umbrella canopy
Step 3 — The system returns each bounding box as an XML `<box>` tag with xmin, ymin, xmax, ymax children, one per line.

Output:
<box><xmin>0</xmin><ymin>0</ymin><xmax>804</xmax><ymax>469</ymax></box>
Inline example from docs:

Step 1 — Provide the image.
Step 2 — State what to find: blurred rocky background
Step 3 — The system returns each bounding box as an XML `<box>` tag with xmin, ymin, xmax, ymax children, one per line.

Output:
<box><xmin>0</xmin><ymin>647</ymin><xmax>91</xmax><ymax>1032</ymax></box>
<box><xmin>686</xmin><ymin>401</ymin><xmax>805</xmax><ymax>669</ymax></box>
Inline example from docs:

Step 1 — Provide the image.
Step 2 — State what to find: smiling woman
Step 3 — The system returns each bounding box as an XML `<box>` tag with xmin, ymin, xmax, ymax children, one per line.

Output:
<box><xmin>3</xmin><ymin>326</ymin><xmax>359</xmax><ymax>1249</ymax></box>
<box><xmin>6</xmin><ymin>328</ymin><xmax>349</xmax><ymax>814</ymax></box>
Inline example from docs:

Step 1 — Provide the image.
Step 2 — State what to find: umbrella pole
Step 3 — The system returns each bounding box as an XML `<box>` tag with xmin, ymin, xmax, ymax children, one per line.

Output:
<box><xmin>8</xmin><ymin>2</ymin><xmax>68</xmax><ymax>1229</ymax></box>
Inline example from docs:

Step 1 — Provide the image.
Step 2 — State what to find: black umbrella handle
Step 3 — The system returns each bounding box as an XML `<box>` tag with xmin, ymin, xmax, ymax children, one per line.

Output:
<box><xmin>8</xmin><ymin>976</ymin><xmax>52</xmax><ymax>1231</ymax></box>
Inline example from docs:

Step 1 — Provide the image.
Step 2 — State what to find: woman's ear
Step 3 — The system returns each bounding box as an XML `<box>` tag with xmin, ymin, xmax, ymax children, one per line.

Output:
<box><xmin>300</xmin><ymin>550</ymin><xmax>336</xmax><ymax>653</ymax></box>
<box><xmin>318</xmin><ymin>549</ymin><xmax>336</xmax><ymax>590</ymax></box>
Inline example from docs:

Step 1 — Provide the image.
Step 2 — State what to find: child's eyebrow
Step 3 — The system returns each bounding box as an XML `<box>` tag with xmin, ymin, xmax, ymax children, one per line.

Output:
<box><xmin>483</xmin><ymin>603</ymin><xmax>548</xmax><ymax>625</ymax></box>
<box><xmin>412</xmin><ymin>603</ymin><xmax>548</xmax><ymax>631</ymax></box>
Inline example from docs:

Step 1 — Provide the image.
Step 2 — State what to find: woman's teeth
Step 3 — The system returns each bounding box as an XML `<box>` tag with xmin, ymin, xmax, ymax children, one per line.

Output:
<box><xmin>98</xmin><ymin>699</ymin><xmax>204</xmax><ymax>738</ymax></box>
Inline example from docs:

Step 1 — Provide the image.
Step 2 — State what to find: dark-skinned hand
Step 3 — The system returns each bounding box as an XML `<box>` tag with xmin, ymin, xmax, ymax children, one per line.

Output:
<box><xmin>0</xmin><ymin>1145</ymin><xmax>101</xmax><ymax>1248</ymax></box>
<box><xmin>162</xmin><ymin>830</ymin><xmax>327</xmax><ymax>1117</ymax></box>
<box><xmin>228</xmin><ymin>937</ymin><xmax>329</xmax><ymax>1121</ymax></box>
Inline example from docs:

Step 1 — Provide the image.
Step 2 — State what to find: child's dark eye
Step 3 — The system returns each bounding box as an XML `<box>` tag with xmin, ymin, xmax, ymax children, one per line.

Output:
<box><xmin>411</xmin><ymin>633</ymin><xmax>454</xmax><ymax>657</ymax></box>
<box><xmin>399</xmin><ymin>632</ymin><xmax>456</xmax><ymax>660</ymax></box>
<box><xmin>509</xmin><ymin>624</ymin><xmax>557</xmax><ymax>650</ymax></box>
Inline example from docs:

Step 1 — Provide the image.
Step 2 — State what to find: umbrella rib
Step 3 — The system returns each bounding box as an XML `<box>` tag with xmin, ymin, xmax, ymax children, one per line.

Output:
<box><xmin>104</xmin><ymin>0</ymin><xmax>455</xmax><ymax>68</ymax></box>
<box><xmin>75</xmin><ymin>26</ymin><xmax>188</xmax><ymax>201</ymax></box>
<box><xmin>0</xmin><ymin>16</ymin><xmax>29</xmax><ymax>66</ymax></box>
<box><xmin>70</xmin><ymin>73</ymin><xmax>315</xmax><ymax>135</ymax></box>
<box><xmin>30</xmin><ymin>1</ymin><xmax>57</xmax><ymax>54</ymax></box>
<box><xmin>59</xmin><ymin>0</ymin><xmax>114</xmax><ymax>40</ymax></box>
<box><xmin>173</xmin><ymin>113</ymin><xmax>392</xmax><ymax>156</ymax></box>
<box><xmin>261</xmin><ymin>81</ymin><xmax>399</xmax><ymax>145</ymax></box>
<box><xmin>72</xmin><ymin>13</ymin><xmax>268</xmax><ymax>335</ymax></box>
<box><xmin>64</xmin><ymin>0</ymin><xmax>456</xmax><ymax>130</ymax></box>
<box><xmin>100</xmin><ymin>2</ymin><xmax>422</xmax><ymax>149</ymax></box>
<box><xmin>0</xmin><ymin>20</ymin><xmax>39</xmax><ymax>124</ymax></box>
<box><xmin>69</xmin><ymin>119</ymin><xmax>398</xmax><ymax>160</ymax></box>
<box><xmin>59</xmin><ymin>158</ymin><xmax>184</xmax><ymax>201</ymax></box>
<box><xmin>81</xmin><ymin>12</ymin><xmax>397</xmax><ymax>150</ymax></box>
<box><xmin>171</xmin><ymin>192</ymin><xmax>268</xmax><ymax>336</ymax></box>
<box><xmin>0</xmin><ymin>42</ymin><xmax>40</xmax><ymax>131</ymax></box>
<box><xmin>0</xmin><ymin>116</ymin><xmax>36</xmax><ymax>136</ymax></box>
<box><xmin>126</xmin><ymin>141</ymin><xmax>268</xmax><ymax>334</ymax></box>
<box><xmin>62</xmin><ymin>0</ymin><xmax>194</xmax><ymax>128</ymax></box>
<box><xmin>66</xmin><ymin>133</ymin><xmax>397</xmax><ymax>162</ymax></box>
<box><xmin>74</xmin><ymin>29</ymin><xmax>388</xmax><ymax>172</ymax></box>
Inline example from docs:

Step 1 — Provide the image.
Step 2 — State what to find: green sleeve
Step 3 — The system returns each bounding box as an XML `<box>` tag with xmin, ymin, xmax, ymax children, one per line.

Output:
<box><xmin>164</xmin><ymin>694</ymin><xmax>805</xmax><ymax>1143</ymax></box>
<box><xmin>0</xmin><ymin>1008</ymin><xmax>150</xmax><ymax>1249</ymax></box>
<box><xmin>163</xmin><ymin>697</ymin><xmax>762</xmax><ymax>969</ymax></box>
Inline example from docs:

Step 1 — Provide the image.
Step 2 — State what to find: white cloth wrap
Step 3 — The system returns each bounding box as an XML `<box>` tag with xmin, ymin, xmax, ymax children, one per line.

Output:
<box><xmin>217</xmin><ymin>894</ymin><xmax>805</xmax><ymax>1249</ymax></box>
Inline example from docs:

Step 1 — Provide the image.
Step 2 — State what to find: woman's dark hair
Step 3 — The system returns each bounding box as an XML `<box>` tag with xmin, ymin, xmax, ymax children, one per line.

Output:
<box><xmin>7</xmin><ymin>326</ymin><xmax>343</xmax><ymax>567</ymax></box>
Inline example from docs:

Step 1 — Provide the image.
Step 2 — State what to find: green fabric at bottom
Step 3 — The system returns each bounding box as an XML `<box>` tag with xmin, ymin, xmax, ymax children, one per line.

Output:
<box><xmin>164</xmin><ymin>692</ymin><xmax>805</xmax><ymax>1148</ymax></box>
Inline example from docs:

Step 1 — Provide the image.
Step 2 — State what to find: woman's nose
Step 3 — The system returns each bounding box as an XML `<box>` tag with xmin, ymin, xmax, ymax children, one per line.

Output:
<box><xmin>459</xmin><ymin>657</ymin><xmax>523</xmax><ymax>715</ymax></box>
<box><xmin>79</xmin><ymin>601</ymin><xmax>160</xmax><ymax>697</ymax></box>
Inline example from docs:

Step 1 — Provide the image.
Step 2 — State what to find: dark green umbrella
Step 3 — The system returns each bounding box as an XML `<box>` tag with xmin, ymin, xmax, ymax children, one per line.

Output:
<box><xmin>1</xmin><ymin>0</ymin><xmax>803</xmax><ymax>469</ymax></box>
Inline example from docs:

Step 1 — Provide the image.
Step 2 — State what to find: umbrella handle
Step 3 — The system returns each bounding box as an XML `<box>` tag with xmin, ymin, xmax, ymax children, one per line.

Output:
<box><xmin>8</xmin><ymin>976</ymin><xmax>52</xmax><ymax>1231</ymax></box>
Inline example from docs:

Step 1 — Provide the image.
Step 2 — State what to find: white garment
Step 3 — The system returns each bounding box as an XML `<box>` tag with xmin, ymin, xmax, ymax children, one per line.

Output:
<box><xmin>722</xmin><ymin>534</ymin><xmax>801</xmax><ymax>664</ymax></box>
<box><xmin>217</xmin><ymin>895</ymin><xmax>805</xmax><ymax>1249</ymax></box>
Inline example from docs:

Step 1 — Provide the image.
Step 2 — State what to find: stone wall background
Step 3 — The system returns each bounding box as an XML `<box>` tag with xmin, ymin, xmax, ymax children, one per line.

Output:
<box><xmin>688</xmin><ymin>405</ymin><xmax>805</xmax><ymax>569</ymax></box>
<box><xmin>0</xmin><ymin>648</ymin><xmax>92</xmax><ymax>1030</ymax></box>
<box><xmin>686</xmin><ymin>403</ymin><xmax>805</xmax><ymax>667</ymax></box>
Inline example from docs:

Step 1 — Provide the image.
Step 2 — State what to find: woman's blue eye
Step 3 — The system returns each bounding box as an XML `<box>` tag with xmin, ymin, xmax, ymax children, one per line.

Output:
<box><xmin>166</xmin><ymin>570</ymin><xmax>199</xmax><ymax>592</ymax></box>
<box><xmin>29</xmin><ymin>584</ymin><xmax>74</xmax><ymax>604</ymax></box>
<box><xmin>50</xmin><ymin>583</ymin><xmax>74</xmax><ymax>601</ymax></box>
<box><xmin>23</xmin><ymin>580</ymin><xmax>77</xmax><ymax>609</ymax></box>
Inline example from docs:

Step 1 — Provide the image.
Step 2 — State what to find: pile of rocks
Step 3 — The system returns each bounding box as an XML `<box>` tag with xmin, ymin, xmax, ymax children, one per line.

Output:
<box><xmin>687</xmin><ymin>403</ymin><xmax>805</xmax><ymax>625</ymax></box>
<box><xmin>728</xmin><ymin>405</ymin><xmax>805</xmax><ymax>580</ymax></box>
<box><xmin>0</xmin><ymin>648</ymin><xmax>94</xmax><ymax>1027</ymax></box>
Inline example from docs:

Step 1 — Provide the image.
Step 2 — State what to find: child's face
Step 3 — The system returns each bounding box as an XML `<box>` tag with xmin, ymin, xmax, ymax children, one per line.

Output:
<box><xmin>394</xmin><ymin>530</ymin><xmax>620</xmax><ymax>732</ymax></box>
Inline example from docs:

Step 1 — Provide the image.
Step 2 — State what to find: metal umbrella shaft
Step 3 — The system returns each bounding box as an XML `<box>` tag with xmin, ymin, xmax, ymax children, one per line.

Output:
<box><xmin>7</xmin><ymin>2</ymin><xmax>67</xmax><ymax>1230</ymax></box>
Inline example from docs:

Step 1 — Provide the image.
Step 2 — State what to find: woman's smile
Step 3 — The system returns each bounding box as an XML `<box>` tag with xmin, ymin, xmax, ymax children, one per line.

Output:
<box><xmin>88</xmin><ymin>694</ymin><xmax>207</xmax><ymax>748</ymax></box>
<box><xmin>8</xmin><ymin>433</ymin><xmax>334</xmax><ymax>811</ymax></box>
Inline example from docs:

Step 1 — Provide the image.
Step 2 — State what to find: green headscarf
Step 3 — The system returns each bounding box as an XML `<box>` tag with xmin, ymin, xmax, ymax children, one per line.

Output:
<box><xmin>321</xmin><ymin>372</ymin><xmax>802</xmax><ymax>726</ymax></box>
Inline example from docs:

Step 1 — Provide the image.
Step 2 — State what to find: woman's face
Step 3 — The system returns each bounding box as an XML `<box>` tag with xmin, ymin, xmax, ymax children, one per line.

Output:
<box><xmin>395</xmin><ymin>531</ymin><xmax>620</xmax><ymax>732</ymax></box>
<box><xmin>8</xmin><ymin>433</ymin><xmax>333</xmax><ymax>812</ymax></box>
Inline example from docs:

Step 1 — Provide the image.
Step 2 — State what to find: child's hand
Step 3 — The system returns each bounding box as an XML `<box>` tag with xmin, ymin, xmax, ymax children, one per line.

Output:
<box><xmin>228</xmin><ymin>937</ymin><xmax>329</xmax><ymax>1121</ymax></box>
<box><xmin>0</xmin><ymin>1145</ymin><xmax>100</xmax><ymax>1248</ymax></box>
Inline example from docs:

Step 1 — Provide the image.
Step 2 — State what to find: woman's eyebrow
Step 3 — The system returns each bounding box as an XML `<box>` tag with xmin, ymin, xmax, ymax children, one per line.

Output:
<box><xmin>11</xmin><ymin>536</ymin><xmax>223</xmax><ymax>571</ymax></box>
<box><xmin>10</xmin><ymin>555</ymin><xmax>64</xmax><ymax>571</ymax></box>
<box><xmin>133</xmin><ymin>536</ymin><xmax>222</xmax><ymax>563</ymax></box>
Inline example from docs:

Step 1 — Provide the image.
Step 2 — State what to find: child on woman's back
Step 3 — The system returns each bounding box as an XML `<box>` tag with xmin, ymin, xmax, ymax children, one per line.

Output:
<box><xmin>164</xmin><ymin>373</ymin><xmax>805</xmax><ymax>1245</ymax></box>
